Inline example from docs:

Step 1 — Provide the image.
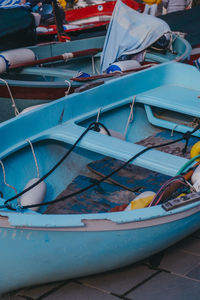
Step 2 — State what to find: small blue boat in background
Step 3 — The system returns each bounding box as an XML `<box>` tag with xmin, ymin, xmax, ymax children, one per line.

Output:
<box><xmin>0</xmin><ymin>62</ymin><xmax>200</xmax><ymax>294</ymax></box>
<box><xmin>0</xmin><ymin>19</ymin><xmax>192</xmax><ymax>122</ymax></box>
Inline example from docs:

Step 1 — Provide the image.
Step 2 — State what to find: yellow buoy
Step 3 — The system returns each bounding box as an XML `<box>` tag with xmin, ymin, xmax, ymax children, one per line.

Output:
<box><xmin>58</xmin><ymin>0</ymin><xmax>66</xmax><ymax>9</ymax></box>
<box><xmin>125</xmin><ymin>191</ymin><xmax>156</xmax><ymax>210</ymax></box>
<box><xmin>190</xmin><ymin>141</ymin><xmax>200</xmax><ymax>161</ymax></box>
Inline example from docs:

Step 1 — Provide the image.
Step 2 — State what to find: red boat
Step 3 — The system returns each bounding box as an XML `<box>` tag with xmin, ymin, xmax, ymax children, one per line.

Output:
<box><xmin>37</xmin><ymin>0</ymin><xmax>144</xmax><ymax>42</ymax></box>
<box><xmin>65</xmin><ymin>0</ymin><xmax>144</xmax><ymax>24</ymax></box>
<box><xmin>65</xmin><ymin>1</ymin><xmax>116</xmax><ymax>24</ymax></box>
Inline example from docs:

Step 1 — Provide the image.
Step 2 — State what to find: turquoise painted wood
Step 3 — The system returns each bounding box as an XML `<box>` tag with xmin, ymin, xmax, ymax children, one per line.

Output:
<box><xmin>0</xmin><ymin>62</ymin><xmax>200</xmax><ymax>294</ymax></box>
<box><xmin>0</xmin><ymin>34</ymin><xmax>191</xmax><ymax>122</ymax></box>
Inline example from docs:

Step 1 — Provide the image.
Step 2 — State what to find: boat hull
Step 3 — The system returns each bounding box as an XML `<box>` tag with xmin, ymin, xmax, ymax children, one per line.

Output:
<box><xmin>1</xmin><ymin>206</ymin><xmax>200</xmax><ymax>294</ymax></box>
<box><xmin>0</xmin><ymin>84</ymin><xmax>77</xmax><ymax>122</ymax></box>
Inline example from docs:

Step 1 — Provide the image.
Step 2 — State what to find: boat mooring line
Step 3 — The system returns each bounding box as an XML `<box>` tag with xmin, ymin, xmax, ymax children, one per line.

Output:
<box><xmin>26</xmin><ymin>139</ymin><xmax>40</xmax><ymax>178</ymax></box>
<box><xmin>124</xmin><ymin>96</ymin><xmax>136</xmax><ymax>138</ymax></box>
<box><xmin>64</xmin><ymin>79</ymin><xmax>71</xmax><ymax>95</ymax></box>
<box><xmin>0</xmin><ymin>78</ymin><xmax>19</xmax><ymax>116</ymax></box>
<box><xmin>0</xmin><ymin>160</ymin><xmax>18</xmax><ymax>197</ymax></box>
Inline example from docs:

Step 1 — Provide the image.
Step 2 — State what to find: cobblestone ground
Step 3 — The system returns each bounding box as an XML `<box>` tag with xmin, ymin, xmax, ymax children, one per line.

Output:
<box><xmin>1</xmin><ymin>229</ymin><xmax>200</xmax><ymax>300</ymax></box>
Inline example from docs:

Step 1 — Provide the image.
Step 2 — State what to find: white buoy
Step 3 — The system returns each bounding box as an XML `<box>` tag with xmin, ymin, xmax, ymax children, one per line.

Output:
<box><xmin>99</xmin><ymin>127</ymin><xmax>125</xmax><ymax>140</ymax></box>
<box><xmin>125</xmin><ymin>191</ymin><xmax>156</xmax><ymax>211</ymax></box>
<box><xmin>0</xmin><ymin>56</ymin><xmax>7</xmax><ymax>73</ymax></box>
<box><xmin>191</xmin><ymin>165</ymin><xmax>200</xmax><ymax>192</ymax></box>
<box><xmin>20</xmin><ymin>178</ymin><xmax>46</xmax><ymax>211</ymax></box>
<box><xmin>19</xmin><ymin>104</ymin><xmax>45</xmax><ymax>115</ymax></box>
<box><xmin>0</xmin><ymin>48</ymin><xmax>35</xmax><ymax>74</ymax></box>
<box><xmin>106</xmin><ymin>60</ymin><xmax>141</xmax><ymax>74</ymax></box>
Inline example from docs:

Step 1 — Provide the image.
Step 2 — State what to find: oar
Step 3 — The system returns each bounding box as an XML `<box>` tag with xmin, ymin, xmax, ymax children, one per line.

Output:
<box><xmin>71</xmin><ymin>63</ymin><xmax>156</xmax><ymax>82</ymax></box>
<box><xmin>9</xmin><ymin>48</ymin><xmax>102</xmax><ymax>70</ymax></box>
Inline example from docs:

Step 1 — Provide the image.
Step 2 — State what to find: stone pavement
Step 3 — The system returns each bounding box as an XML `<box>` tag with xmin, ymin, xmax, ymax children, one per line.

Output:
<box><xmin>1</xmin><ymin>229</ymin><xmax>200</xmax><ymax>300</ymax></box>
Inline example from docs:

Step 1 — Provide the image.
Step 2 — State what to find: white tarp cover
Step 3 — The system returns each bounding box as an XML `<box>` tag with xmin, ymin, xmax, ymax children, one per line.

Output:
<box><xmin>100</xmin><ymin>0</ymin><xmax>170</xmax><ymax>72</ymax></box>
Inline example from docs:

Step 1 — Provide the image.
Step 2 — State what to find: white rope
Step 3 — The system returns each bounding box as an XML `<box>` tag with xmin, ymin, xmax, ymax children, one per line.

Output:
<box><xmin>26</xmin><ymin>139</ymin><xmax>40</xmax><ymax>178</ymax></box>
<box><xmin>64</xmin><ymin>79</ymin><xmax>71</xmax><ymax>95</ymax></box>
<box><xmin>185</xmin><ymin>179</ymin><xmax>196</xmax><ymax>193</ymax></box>
<box><xmin>124</xmin><ymin>96</ymin><xmax>136</xmax><ymax>138</ymax></box>
<box><xmin>62</xmin><ymin>52</ymin><xmax>73</xmax><ymax>61</ymax></box>
<box><xmin>96</xmin><ymin>107</ymin><xmax>102</xmax><ymax>123</ymax></box>
<box><xmin>0</xmin><ymin>160</ymin><xmax>18</xmax><ymax>196</ymax></box>
<box><xmin>0</xmin><ymin>78</ymin><xmax>19</xmax><ymax>116</ymax></box>
<box><xmin>171</xmin><ymin>124</ymin><xmax>178</xmax><ymax>137</ymax></box>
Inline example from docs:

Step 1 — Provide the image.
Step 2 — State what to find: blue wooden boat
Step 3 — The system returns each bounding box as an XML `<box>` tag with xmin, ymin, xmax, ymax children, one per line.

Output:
<box><xmin>0</xmin><ymin>31</ymin><xmax>191</xmax><ymax>122</ymax></box>
<box><xmin>0</xmin><ymin>62</ymin><xmax>200</xmax><ymax>294</ymax></box>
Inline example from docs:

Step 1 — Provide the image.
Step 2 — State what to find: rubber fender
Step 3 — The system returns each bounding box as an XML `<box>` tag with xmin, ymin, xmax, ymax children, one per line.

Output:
<box><xmin>20</xmin><ymin>178</ymin><xmax>46</xmax><ymax>211</ymax></box>
<box><xmin>125</xmin><ymin>191</ymin><xmax>156</xmax><ymax>210</ymax></box>
<box><xmin>191</xmin><ymin>165</ymin><xmax>200</xmax><ymax>192</ymax></box>
<box><xmin>190</xmin><ymin>141</ymin><xmax>200</xmax><ymax>161</ymax></box>
<box><xmin>20</xmin><ymin>104</ymin><xmax>45</xmax><ymax>115</ymax></box>
<box><xmin>106</xmin><ymin>60</ymin><xmax>141</xmax><ymax>74</ymax></box>
<box><xmin>0</xmin><ymin>56</ymin><xmax>7</xmax><ymax>73</ymax></box>
<box><xmin>99</xmin><ymin>127</ymin><xmax>125</xmax><ymax>140</ymax></box>
<box><xmin>0</xmin><ymin>48</ymin><xmax>35</xmax><ymax>73</ymax></box>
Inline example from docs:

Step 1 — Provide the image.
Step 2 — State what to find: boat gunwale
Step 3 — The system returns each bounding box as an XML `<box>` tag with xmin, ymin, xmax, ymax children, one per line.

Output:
<box><xmin>0</xmin><ymin>200</ymin><xmax>200</xmax><ymax>230</ymax></box>
<box><xmin>0</xmin><ymin>76</ymin><xmax>73</xmax><ymax>88</ymax></box>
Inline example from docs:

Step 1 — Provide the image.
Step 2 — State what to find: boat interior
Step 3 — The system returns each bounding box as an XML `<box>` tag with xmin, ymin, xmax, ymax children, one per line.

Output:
<box><xmin>0</xmin><ymin>62</ymin><xmax>200</xmax><ymax>215</ymax></box>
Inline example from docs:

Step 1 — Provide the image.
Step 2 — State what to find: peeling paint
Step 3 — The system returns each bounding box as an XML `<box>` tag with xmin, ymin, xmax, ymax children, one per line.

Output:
<box><xmin>2</xmin><ymin>229</ymin><xmax>7</xmax><ymax>238</ymax></box>
<box><xmin>44</xmin><ymin>233</ymin><xmax>50</xmax><ymax>243</ymax></box>
<box><xmin>12</xmin><ymin>230</ymin><xmax>17</xmax><ymax>239</ymax></box>
<box><xmin>26</xmin><ymin>232</ymin><xmax>32</xmax><ymax>240</ymax></box>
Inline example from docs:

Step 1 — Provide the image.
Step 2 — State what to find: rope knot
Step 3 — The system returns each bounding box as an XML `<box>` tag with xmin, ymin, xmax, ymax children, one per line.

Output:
<box><xmin>91</xmin><ymin>122</ymin><xmax>101</xmax><ymax>132</ymax></box>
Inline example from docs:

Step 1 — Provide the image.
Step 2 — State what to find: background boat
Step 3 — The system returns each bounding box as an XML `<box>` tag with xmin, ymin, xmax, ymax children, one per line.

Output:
<box><xmin>37</xmin><ymin>0</ymin><xmax>145</xmax><ymax>42</ymax></box>
<box><xmin>0</xmin><ymin>33</ymin><xmax>191</xmax><ymax>122</ymax></box>
<box><xmin>37</xmin><ymin>1</ymin><xmax>116</xmax><ymax>42</ymax></box>
<box><xmin>159</xmin><ymin>5</ymin><xmax>200</xmax><ymax>64</ymax></box>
